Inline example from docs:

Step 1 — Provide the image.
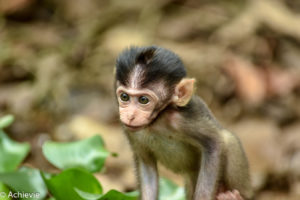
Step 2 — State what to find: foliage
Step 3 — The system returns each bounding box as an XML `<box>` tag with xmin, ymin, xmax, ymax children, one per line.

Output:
<box><xmin>42</xmin><ymin>136</ymin><xmax>109</xmax><ymax>173</ymax></box>
<box><xmin>0</xmin><ymin>115</ymin><xmax>30</xmax><ymax>173</ymax></box>
<box><xmin>0</xmin><ymin>167</ymin><xmax>47</xmax><ymax>200</ymax></box>
<box><xmin>159</xmin><ymin>179</ymin><xmax>185</xmax><ymax>200</ymax></box>
<box><xmin>42</xmin><ymin>168</ymin><xmax>102</xmax><ymax>200</ymax></box>
<box><xmin>0</xmin><ymin>115</ymin><xmax>184</xmax><ymax>200</ymax></box>
<box><xmin>0</xmin><ymin>115</ymin><xmax>14</xmax><ymax>129</ymax></box>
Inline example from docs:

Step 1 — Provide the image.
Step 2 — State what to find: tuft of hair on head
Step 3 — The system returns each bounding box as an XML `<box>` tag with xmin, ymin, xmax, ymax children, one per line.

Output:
<box><xmin>115</xmin><ymin>46</ymin><xmax>187</xmax><ymax>89</ymax></box>
<box><xmin>115</xmin><ymin>46</ymin><xmax>140</xmax><ymax>86</ymax></box>
<box><xmin>136</xmin><ymin>47</ymin><xmax>156</xmax><ymax>65</ymax></box>
<box><xmin>138</xmin><ymin>46</ymin><xmax>187</xmax><ymax>88</ymax></box>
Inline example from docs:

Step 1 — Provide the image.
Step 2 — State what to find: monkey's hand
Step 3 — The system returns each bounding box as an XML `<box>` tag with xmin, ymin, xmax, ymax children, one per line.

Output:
<box><xmin>216</xmin><ymin>190</ymin><xmax>244</xmax><ymax>200</ymax></box>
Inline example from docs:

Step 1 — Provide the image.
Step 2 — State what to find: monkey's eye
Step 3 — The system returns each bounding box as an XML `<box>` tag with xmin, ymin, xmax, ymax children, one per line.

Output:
<box><xmin>120</xmin><ymin>93</ymin><xmax>130</xmax><ymax>102</ymax></box>
<box><xmin>138</xmin><ymin>96</ymin><xmax>149</xmax><ymax>104</ymax></box>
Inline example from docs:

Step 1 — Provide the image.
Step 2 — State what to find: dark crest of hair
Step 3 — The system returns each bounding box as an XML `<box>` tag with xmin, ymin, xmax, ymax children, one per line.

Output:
<box><xmin>115</xmin><ymin>46</ymin><xmax>186</xmax><ymax>88</ymax></box>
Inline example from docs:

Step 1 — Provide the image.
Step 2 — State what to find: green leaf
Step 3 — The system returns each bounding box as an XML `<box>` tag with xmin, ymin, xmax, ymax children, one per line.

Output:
<box><xmin>74</xmin><ymin>188</ymin><xmax>102</xmax><ymax>200</ymax></box>
<box><xmin>42</xmin><ymin>135</ymin><xmax>109</xmax><ymax>172</ymax></box>
<box><xmin>0</xmin><ymin>130</ymin><xmax>30</xmax><ymax>172</ymax></box>
<box><xmin>0</xmin><ymin>182</ymin><xmax>12</xmax><ymax>200</ymax></box>
<box><xmin>0</xmin><ymin>115</ymin><xmax>14</xmax><ymax>129</ymax></box>
<box><xmin>0</xmin><ymin>167</ymin><xmax>47</xmax><ymax>200</ymax></box>
<box><xmin>74</xmin><ymin>189</ymin><xmax>138</xmax><ymax>200</ymax></box>
<box><xmin>97</xmin><ymin>190</ymin><xmax>138</xmax><ymax>200</ymax></box>
<box><xmin>159</xmin><ymin>178</ymin><xmax>185</xmax><ymax>200</ymax></box>
<box><xmin>42</xmin><ymin>168</ymin><xmax>102</xmax><ymax>200</ymax></box>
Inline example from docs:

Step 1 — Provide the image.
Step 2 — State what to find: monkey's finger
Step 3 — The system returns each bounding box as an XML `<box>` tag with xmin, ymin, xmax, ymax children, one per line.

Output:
<box><xmin>216</xmin><ymin>193</ymin><xmax>226</xmax><ymax>200</ymax></box>
<box><xmin>229</xmin><ymin>192</ymin><xmax>238</xmax><ymax>199</ymax></box>
<box><xmin>217</xmin><ymin>192</ymin><xmax>234</xmax><ymax>200</ymax></box>
<box><xmin>232</xmin><ymin>190</ymin><xmax>243</xmax><ymax>200</ymax></box>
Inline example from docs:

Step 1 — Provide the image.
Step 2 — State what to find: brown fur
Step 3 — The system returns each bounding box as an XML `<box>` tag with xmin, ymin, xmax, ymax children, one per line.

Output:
<box><xmin>117</xmin><ymin>77</ymin><xmax>253</xmax><ymax>200</ymax></box>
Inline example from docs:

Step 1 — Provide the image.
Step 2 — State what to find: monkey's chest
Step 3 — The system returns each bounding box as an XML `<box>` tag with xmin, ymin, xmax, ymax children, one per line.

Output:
<box><xmin>134</xmin><ymin>131</ymin><xmax>200</xmax><ymax>173</ymax></box>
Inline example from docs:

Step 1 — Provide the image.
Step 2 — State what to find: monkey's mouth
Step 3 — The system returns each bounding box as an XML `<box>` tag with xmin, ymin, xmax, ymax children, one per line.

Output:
<box><xmin>124</xmin><ymin>124</ymin><xmax>144</xmax><ymax>131</ymax></box>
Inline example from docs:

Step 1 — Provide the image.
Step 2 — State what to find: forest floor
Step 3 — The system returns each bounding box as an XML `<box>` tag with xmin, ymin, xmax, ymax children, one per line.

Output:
<box><xmin>0</xmin><ymin>0</ymin><xmax>300</xmax><ymax>199</ymax></box>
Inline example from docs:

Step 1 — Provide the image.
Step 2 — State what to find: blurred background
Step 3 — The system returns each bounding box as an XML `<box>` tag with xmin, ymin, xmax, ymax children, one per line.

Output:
<box><xmin>0</xmin><ymin>0</ymin><xmax>300</xmax><ymax>199</ymax></box>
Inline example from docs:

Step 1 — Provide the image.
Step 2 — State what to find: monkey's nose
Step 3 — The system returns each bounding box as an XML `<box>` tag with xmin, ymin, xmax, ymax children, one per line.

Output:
<box><xmin>128</xmin><ymin>113</ymin><xmax>135</xmax><ymax>122</ymax></box>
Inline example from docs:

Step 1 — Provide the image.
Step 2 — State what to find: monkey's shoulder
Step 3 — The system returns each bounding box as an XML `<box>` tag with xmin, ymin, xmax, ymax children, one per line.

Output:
<box><xmin>177</xmin><ymin>95</ymin><xmax>221</xmax><ymax>126</ymax></box>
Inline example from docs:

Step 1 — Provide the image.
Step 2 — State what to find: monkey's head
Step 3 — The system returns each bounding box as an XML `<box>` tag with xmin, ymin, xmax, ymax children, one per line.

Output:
<box><xmin>115</xmin><ymin>46</ymin><xmax>195</xmax><ymax>131</ymax></box>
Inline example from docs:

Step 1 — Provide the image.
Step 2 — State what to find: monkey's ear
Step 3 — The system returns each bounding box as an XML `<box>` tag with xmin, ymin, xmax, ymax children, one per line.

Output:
<box><xmin>173</xmin><ymin>78</ymin><xmax>195</xmax><ymax>107</ymax></box>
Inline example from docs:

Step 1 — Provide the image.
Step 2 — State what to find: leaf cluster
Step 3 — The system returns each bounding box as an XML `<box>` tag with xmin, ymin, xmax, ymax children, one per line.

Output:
<box><xmin>0</xmin><ymin>115</ymin><xmax>184</xmax><ymax>200</ymax></box>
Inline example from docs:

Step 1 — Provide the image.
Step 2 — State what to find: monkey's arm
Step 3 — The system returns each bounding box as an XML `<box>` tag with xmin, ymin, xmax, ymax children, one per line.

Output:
<box><xmin>193</xmin><ymin>136</ymin><xmax>224</xmax><ymax>200</ymax></box>
<box><xmin>182</xmin><ymin>97</ymin><xmax>225</xmax><ymax>200</ymax></box>
<box><xmin>126</xmin><ymin>131</ymin><xmax>159</xmax><ymax>200</ymax></box>
<box><xmin>134</xmin><ymin>154</ymin><xmax>158</xmax><ymax>200</ymax></box>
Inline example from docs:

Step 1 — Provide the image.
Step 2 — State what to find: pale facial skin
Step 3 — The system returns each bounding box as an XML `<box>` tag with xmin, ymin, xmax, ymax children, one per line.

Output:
<box><xmin>116</xmin><ymin>78</ymin><xmax>195</xmax><ymax>131</ymax></box>
<box><xmin>116</xmin><ymin>85</ymin><xmax>160</xmax><ymax>130</ymax></box>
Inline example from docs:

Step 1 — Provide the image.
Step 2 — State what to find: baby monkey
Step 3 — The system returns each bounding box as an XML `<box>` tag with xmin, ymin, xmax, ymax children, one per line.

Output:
<box><xmin>114</xmin><ymin>46</ymin><xmax>253</xmax><ymax>200</ymax></box>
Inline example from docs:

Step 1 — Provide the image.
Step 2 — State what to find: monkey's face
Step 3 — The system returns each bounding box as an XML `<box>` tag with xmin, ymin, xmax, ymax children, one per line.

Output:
<box><xmin>116</xmin><ymin>86</ymin><xmax>161</xmax><ymax>131</ymax></box>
